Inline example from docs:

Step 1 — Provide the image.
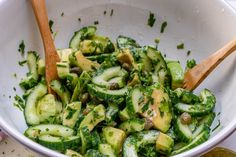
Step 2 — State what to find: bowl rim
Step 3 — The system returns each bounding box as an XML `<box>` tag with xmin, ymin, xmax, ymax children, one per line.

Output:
<box><xmin>0</xmin><ymin>0</ymin><xmax>236</xmax><ymax>156</ymax></box>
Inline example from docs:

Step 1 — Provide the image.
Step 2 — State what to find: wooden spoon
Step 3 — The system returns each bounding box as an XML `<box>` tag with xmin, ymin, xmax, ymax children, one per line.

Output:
<box><xmin>183</xmin><ymin>38</ymin><xmax>236</xmax><ymax>91</ymax></box>
<box><xmin>31</xmin><ymin>0</ymin><xmax>60</xmax><ymax>94</ymax></box>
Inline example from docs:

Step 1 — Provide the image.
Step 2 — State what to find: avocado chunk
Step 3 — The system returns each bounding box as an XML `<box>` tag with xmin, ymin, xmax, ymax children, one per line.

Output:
<box><xmin>140</xmin><ymin>85</ymin><xmax>172</xmax><ymax>133</ymax></box>
<box><xmin>156</xmin><ymin>132</ymin><xmax>174</xmax><ymax>154</ymax></box>
<box><xmin>102</xmin><ymin>126</ymin><xmax>126</xmax><ymax>155</ymax></box>
<box><xmin>62</xmin><ymin>102</ymin><xmax>81</xmax><ymax>128</ymax></box>
<box><xmin>75</xmin><ymin>51</ymin><xmax>100</xmax><ymax>71</ymax></box>
<box><xmin>79</xmin><ymin>104</ymin><xmax>105</xmax><ymax>131</ymax></box>
<box><xmin>65</xmin><ymin>149</ymin><xmax>83</xmax><ymax>157</ymax></box>
<box><xmin>119</xmin><ymin>107</ymin><xmax>131</xmax><ymax>121</ymax></box>
<box><xmin>167</xmin><ymin>61</ymin><xmax>184</xmax><ymax>89</ymax></box>
<box><xmin>117</xmin><ymin>49</ymin><xmax>138</xmax><ymax>69</ymax></box>
<box><xmin>98</xmin><ymin>144</ymin><xmax>116</xmax><ymax>157</ymax></box>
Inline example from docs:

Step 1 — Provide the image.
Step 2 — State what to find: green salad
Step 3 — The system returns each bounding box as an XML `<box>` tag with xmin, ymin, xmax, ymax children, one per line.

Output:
<box><xmin>20</xmin><ymin>26</ymin><xmax>216</xmax><ymax>157</ymax></box>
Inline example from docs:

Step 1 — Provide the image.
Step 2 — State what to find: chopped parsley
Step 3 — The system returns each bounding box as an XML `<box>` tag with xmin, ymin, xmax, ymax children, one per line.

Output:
<box><xmin>61</xmin><ymin>12</ymin><xmax>64</xmax><ymax>17</ymax></box>
<box><xmin>160</xmin><ymin>21</ymin><xmax>167</xmax><ymax>33</ymax></box>
<box><xmin>78</xmin><ymin>18</ymin><xmax>81</xmax><ymax>22</ymax></box>
<box><xmin>103</xmin><ymin>10</ymin><xmax>107</xmax><ymax>15</ymax></box>
<box><xmin>187</xmin><ymin>50</ymin><xmax>191</xmax><ymax>56</ymax></box>
<box><xmin>13</xmin><ymin>95</ymin><xmax>25</xmax><ymax>111</ymax></box>
<box><xmin>177</xmin><ymin>43</ymin><xmax>184</xmax><ymax>49</ymax></box>
<box><xmin>18</xmin><ymin>40</ymin><xmax>25</xmax><ymax>56</ymax></box>
<box><xmin>94</xmin><ymin>21</ymin><xmax>99</xmax><ymax>25</ymax></box>
<box><xmin>48</xmin><ymin>20</ymin><xmax>54</xmax><ymax>33</ymax></box>
<box><xmin>110</xmin><ymin>9</ymin><xmax>114</xmax><ymax>16</ymax></box>
<box><xmin>13</xmin><ymin>87</ymin><xmax>16</xmax><ymax>91</ymax></box>
<box><xmin>154</xmin><ymin>38</ymin><xmax>160</xmax><ymax>44</ymax></box>
<box><xmin>18</xmin><ymin>60</ymin><xmax>27</xmax><ymax>66</ymax></box>
<box><xmin>147</xmin><ymin>12</ymin><xmax>156</xmax><ymax>27</ymax></box>
<box><xmin>141</xmin><ymin>103</ymin><xmax>149</xmax><ymax>112</ymax></box>
<box><xmin>13</xmin><ymin>73</ymin><xmax>17</xmax><ymax>78</ymax></box>
<box><xmin>186</xmin><ymin>59</ymin><xmax>197</xmax><ymax>69</ymax></box>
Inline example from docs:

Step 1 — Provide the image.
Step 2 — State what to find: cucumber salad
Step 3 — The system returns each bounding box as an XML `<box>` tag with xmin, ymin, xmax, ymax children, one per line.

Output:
<box><xmin>20</xmin><ymin>26</ymin><xmax>216</xmax><ymax>157</ymax></box>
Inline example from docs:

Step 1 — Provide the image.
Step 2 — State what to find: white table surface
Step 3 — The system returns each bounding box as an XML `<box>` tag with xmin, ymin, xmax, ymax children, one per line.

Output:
<box><xmin>1</xmin><ymin>0</ymin><xmax>236</xmax><ymax>156</ymax></box>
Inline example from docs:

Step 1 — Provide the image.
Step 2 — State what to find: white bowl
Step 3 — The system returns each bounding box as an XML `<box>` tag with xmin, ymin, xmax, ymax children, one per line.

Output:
<box><xmin>0</xmin><ymin>0</ymin><xmax>236</xmax><ymax>156</ymax></box>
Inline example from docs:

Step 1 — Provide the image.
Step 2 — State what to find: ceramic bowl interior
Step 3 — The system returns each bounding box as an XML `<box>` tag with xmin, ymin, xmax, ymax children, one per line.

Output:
<box><xmin>0</xmin><ymin>0</ymin><xmax>236</xmax><ymax>156</ymax></box>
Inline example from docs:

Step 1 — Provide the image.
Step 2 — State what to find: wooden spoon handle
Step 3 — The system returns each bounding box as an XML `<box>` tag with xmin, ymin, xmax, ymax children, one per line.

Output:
<box><xmin>189</xmin><ymin>38</ymin><xmax>236</xmax><ymax>90</ymax></box>
<box><xmin>31</xmin><ymin>0</ymin><xmax>55</xmax><ymax>55</ymax></box>
<box><xmin>31</xmin><ymin>0</ymin><xmax>60</xmax><ymax>93</ymax></box>
<box><xmin>203</xmin><ymin>38</ymin><xmax>236</xmax><ymax>71</ymax></box>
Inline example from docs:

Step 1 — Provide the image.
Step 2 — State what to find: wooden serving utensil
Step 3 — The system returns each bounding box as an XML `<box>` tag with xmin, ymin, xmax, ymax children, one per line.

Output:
<box><xmin>31</xmin><ymin>0</ymin><xmax>60</xmax><ymax>94</ymax></box>
<box><xmin>183</xmin><ymin>38</ymin><xmax>236</xmax><ymax>91</ymax></box>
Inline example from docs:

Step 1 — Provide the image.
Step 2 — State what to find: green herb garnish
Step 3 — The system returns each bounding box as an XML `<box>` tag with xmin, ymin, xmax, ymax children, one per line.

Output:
<box><xmin>103</xmin><ymin>11</ymin><xmax>107</xmax><ymax>15</ymax></box>
<box><xmin>186</xmin><ymin>59</ymin><xmax>197</xmax><ymax>69</ymax></box>
<box><xmin>49</xmin><ymin>20</ymin><xmax>54</xmax><ymax>33</ymax></box>
<box><xmin>18</xmin><ymin>60</ymin><xmax>27</xmax><ymax>66</ymax></box>
<box><xmin>13</xmin><ymin>95</ymin><xmax>25</xmax><ymax>111</ymax></box>
<box><xmin>18</xmin><ymin>40</ymin><xmax>25</xmax><ymax>56</ymax></box>
<box><xmin>160</xmin><ymin>21</ymin><xmax>167</xmax><ymax>33</ymax></box>
<box><xmin>147</xmin><ymin>12</ymin><xmax>156</xmax><ymax>27</ymax></box>
<box><xmin>78</xmin><ymin>18</ymin><xmax>81</xmax><ymax>22</ymax></box>
<box><xmin>94</xmin><ymin>21</ymin><xmax>99</xmax><ymax>25</ymax></box>
<box><xmin>110</xmin><ymin>9</ymin><xmax>114</xmax><ymax>16</ymax></box>
<box><xmin>177</xmin><ymin>43</ymin><xmax>184</xmax><ymax>49</ymax></box>
<box><xmin>154</xmin><ymin>38</ymin><xmax>160</xmax><ymax>44</ymax></box>
<box><xmin>187</xmin><ymin>50</ymin><xmax>191</xmax><ymax>56</ymax></box>
<box><xmin>61</xmin><ymin>12</ymin><xmax>64</xmax><ymax>17</ymax></box>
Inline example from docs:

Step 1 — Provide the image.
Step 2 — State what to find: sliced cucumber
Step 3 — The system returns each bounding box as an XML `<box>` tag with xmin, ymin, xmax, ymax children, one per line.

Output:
<box><xmin>145</xmin><ymin>46</ymin><xmax>170</xmax><ymax>86</ymax></box>
<box><xmin>174</xmin><ymin>117</ymin><xmax>193</xmax><ymax>142</ymax></box>
<box><xmin>116</xmin><ymin>35</ymin><xmax>140</xmax><ymax>49</ymax></box>
<box><xmin>37</xmin><ymin>58</ymin><xmax>45</xmax><ymax>76</ymax></box>
<box><xmin>50</xmin><ymin>80</ymin><xmax>71</xmax><ymax>105</ymax></box>
<box><xmin>167</xmin><ymin>61</ymin><xmax>184</xmax><ymax>89</ymax></box>
<box><xmin>71</xmin><ymin>71</ymin><xmax>91</xmax><ymax>102</ymax></box>
<box><xmin>20</xmin><ymin>51</ymin><xmax>39</xmax><ymax>90</ymax></box>
<box><xmin>171</xmin><ymin>130</ymin><xmax>210</xmax><ymax>155</ymax></box>
<box><xmin>105</xmin><ymin>103</ymin><xmax>119</xmax><ymax>126</ymax></box>
<box><xmin>25</xmin><ymin>124</ymin><xmax>74</xmax><ymax>139</ymax></box>
<box><xmin>87</xmin><ymin>84</ymin><xmax>127</xmax><ymax>102</ymax></box>
<box><xmin>57</xmin><ymin>48</ymin><xmax>73</xmax><ymax>62</ymax></box>
<box><xmin>38</xmin><ymin>135</ymin><xmax>80</xmax><ymax>152</ymax></box>
<box><xmin>36</xmin><ymin>94</ymin><xmax>58</xmax><ymax>122</ymax></box>
<box><xmin>56</xmin><ymin>62</ymin><xmax>70</xmax><ymax>79</ymax></box>
<box><xmin>65</xmin><ymin>149</ymin><xmax>83</xmax><ymax>157</ymax></box>
<box><xmin>174</xmin><ymin>88</ymin><xmax>200</xmax><ymax>104</ymax></box>
<box><xmin>126</xmin><ymin>87</ymin><xmax>144</xmax><ymax>115</ymax></box>
<box><xmin>86</xmin><ymin>54</ymin><xmax>111</xmax><ymax>63</ymax></box>
<box><xmin>85</xmin><ymin>149</ymin><xmax>107</xmax><ymax>157</ymax></box>
<box><xmin>79</xmin><ymin>105</ymin><xmax>105</xmax><ymax>131</ymax></box>
<box><xmin>175</xmin><ymin>89</ymin><xmax>216</xmax><ymax>116</ymax></box>
<box><xmin>63</xmin><ymin>102</ymin><xmax>81</xmax><ymax>128</ymax></box>
<box><xmin>199</xmin><ymin>112</ymin><xmax>216</xmax><ymax>127</ymax></box>
<box><xmin>123</xmin><ymin>130</ymin><xmax>159</xmax><ymax>157</ymax></box>
<box><xmin>119</xmin><ymin>118</ymin><xmax>145</xmax><ymax>134</ymax></box>
<box><xmin>92</xmin><ymin>66</ymin><xmax>127</xmax><ymax>88</ymax></box>
<box><xmin>69</xmin><ymin>26</ymin><xmax>97</xmax><ymax>51</ymax></box>
<box><xmin>24</xmin><ymin>83</ymin><xmax>47</xmax><ymax>125</ymax></box>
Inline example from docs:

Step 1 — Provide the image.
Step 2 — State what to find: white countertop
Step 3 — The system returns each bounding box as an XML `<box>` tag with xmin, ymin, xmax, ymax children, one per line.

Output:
<box><xmin>0</xmin><ymin>0</ymin><xmax>236</xmax><ymax>156</ymax></box>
